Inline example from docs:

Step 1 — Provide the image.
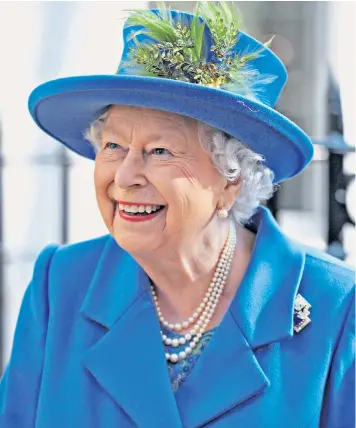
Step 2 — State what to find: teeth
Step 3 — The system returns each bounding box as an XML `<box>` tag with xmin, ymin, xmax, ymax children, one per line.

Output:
<box><xmin>120</xmin><ymin>204</ymin><xmax>162</xmax><ymax>214</ymax></box>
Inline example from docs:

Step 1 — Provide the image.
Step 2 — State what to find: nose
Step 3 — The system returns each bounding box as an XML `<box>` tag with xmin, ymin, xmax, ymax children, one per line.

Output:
<box><xmin>114</xmin><ymin>148</ymin><xmax>148</xmax><ymax>189</ymax></box>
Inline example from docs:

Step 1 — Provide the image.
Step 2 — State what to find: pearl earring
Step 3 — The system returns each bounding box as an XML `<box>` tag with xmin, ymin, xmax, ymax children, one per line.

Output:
<box><xmin>217</xmin><ymin>207</ymin><xmax>229</xmax><ymax>218</ymax></box>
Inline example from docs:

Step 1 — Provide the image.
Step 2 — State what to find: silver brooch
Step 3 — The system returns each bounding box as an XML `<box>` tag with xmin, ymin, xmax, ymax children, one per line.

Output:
<box><xmin>293</xmin><ymin>294</ymin><xmax>312</xmax><ymax>333</ymax></box>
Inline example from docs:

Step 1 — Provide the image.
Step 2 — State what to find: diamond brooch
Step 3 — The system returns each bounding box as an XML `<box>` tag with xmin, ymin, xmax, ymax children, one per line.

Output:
<box><xmin>293</xmin><ymin>294</ymin><xmax>312</xmax><ymax>333</ymax></box>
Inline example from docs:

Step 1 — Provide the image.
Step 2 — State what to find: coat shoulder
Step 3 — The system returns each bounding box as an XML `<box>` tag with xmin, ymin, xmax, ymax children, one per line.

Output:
<box><xmin>298</xmin><ymin>243</ymin><xmax>355</xmax><ymax>334</ymax></box>
<box><xmin>47</xmin><ymin>234</ymin><xmax>113</xmax><ymax>280</ymax></box>
<box><xmin>45</xmin><ymin>234</ymin><xmax>114</xmax><ymax>310</ymax></box>
<box><xmin>53</xmin><ymin>234</ymin><xmax>112</xmax><ymax>266</ymax></box>
<box><xmin>301</xmin><ymin>243</ymin><xmax>355</xmax><ymax>294</ymax></box>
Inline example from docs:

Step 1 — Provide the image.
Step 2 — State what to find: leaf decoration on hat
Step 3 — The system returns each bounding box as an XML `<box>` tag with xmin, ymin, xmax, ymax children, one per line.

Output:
<box><xmin>119</xmin><ymin>1</ymin><xmax>277</xmax><ymax>102</ymax></box>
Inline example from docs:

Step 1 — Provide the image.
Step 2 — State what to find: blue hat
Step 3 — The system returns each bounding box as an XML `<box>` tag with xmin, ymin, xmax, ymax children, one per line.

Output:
<box><xmin>28</xmin><ymin>2</ymin><xmax>314</xmax><ymax>183</ymax></box>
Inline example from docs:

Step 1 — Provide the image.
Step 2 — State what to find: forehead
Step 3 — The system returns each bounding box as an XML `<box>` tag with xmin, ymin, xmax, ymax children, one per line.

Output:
<box><xmin>104</xmin><ymin>105</ymin><xmax>195</xmax><ymax>130</ymax></box>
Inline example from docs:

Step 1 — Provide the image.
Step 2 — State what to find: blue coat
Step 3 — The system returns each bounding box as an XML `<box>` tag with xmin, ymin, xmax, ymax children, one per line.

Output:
<box><xmin>0</xmin><ymin>207</ymin><xmax>354</xmax><ymax>427</ymax></box>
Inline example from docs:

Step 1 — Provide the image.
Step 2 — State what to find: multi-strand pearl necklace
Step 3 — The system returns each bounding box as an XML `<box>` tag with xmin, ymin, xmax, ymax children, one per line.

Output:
<box><xmin>150</xmin><ymin>220</ymin><xmax>236</xmax><ymax>364</ymax></box>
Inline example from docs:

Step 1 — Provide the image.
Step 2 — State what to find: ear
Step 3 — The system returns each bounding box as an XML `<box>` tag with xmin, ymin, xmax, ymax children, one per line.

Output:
<box><xmin>217</xmin><ymin>178</ymin><xmax>243</xmax><ymax>210</ymax></box>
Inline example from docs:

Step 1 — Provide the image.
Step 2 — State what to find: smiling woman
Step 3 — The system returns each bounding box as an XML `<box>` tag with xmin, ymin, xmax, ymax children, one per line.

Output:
<box><xmin>0</xmin><ymin>2</ymin><xmax>354</xmax><ymax>428</ymax></box>
<box><xmin>85</xmin><ymin>105</ymin><xmax>275</xmax><ymax>226</ymax></box>
<box><xmin>91</xmin><ymin>105</ymin><xmax>243</xmax><ymax>255</ymax></box>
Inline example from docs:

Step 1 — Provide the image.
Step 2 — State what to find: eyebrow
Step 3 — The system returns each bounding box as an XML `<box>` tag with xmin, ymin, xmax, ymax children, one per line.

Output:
<box><xmin>143</xmin><ymin>129</ymin><xmax>186</xmax><ymax>142</ymax></box>
<box><xmin>103</xmin><ymin>125</ymin><xmax>187</xmax><ymax>143</ymax></box>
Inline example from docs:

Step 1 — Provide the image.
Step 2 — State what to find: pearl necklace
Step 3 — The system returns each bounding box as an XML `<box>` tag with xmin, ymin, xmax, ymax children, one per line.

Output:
<box><xmin>151</xmin><ymin>220</ymin><xmax>236</xmax><ymax>363</ymax></box>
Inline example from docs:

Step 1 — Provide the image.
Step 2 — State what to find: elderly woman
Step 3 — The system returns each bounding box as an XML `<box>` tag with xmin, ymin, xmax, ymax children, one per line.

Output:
<box><xmin>0</xmin><ymin>3</ymin><xmax>354</xmax><ymax>428</ymax></box>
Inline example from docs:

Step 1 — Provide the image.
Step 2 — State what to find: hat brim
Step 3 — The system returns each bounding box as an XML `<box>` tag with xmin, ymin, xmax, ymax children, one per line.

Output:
<box><xmin>28</xmin><ymin>75</ymin><xmax>314</xmax><ymax>183</ymax></box>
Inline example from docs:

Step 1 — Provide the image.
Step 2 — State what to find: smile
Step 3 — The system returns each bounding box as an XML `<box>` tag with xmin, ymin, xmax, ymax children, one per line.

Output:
<box><xmin>116</xmin><ymin>202</ymin><xmax>166</xmax><ymax>222</ymax></box>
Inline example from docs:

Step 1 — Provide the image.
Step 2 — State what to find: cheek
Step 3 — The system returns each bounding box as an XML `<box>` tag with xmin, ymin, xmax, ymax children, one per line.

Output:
<box><xmin>94</xmin><ymin>159</ymin><xmax>116</xmax><ymax>228</ymax></box>
<box><xmin>94</xmin><ymin>165</ymin><xmax>106</xmax><ymax>201</ymax></box>
<box><xmin>94</xmin><ymin>157</ymin><xmax>116</xmax><ymax>192</ymax></box>
<box><xmin>159</xmin><ymin>157</ymin><xmax>202</xmax><ymax>187</ymax></box>
<box><xmin>175</xmin><ymin>162</ymin><xmax>199</xmax><ymax>187</ymax></box>
<box><xmin>156</xmin><ymin>161</ymin><xmax>220</xmax><ymax>216</ymax></box>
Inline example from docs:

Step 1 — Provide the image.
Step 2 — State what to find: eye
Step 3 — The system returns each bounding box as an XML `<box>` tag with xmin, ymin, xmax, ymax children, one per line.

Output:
<box><xmin>104</xmin><ymin>142</ymin><xmax>121</xmax><ymax>150</ymax></box>
<box><xmin>151</xmin><ymin>148</ymin><xmax>172</xmax><ymax>156</ymax></box>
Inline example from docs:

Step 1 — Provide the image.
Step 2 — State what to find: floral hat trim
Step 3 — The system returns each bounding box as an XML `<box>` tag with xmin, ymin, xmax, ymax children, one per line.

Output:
<box><xmin>118</xmin><ymin>1</ymin><xmax>277</xmax><ymax>102</ymax></box>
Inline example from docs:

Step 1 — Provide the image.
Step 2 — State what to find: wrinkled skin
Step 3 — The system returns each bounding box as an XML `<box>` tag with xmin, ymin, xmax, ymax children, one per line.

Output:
<box><xmin>94</xmin><ymin>105</ymin><xmax>254</xmax><ymax>328</ymax></box>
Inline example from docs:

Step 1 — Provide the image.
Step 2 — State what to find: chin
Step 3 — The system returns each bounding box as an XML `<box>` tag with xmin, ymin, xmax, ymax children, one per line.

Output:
<box><xmin>113</xmin><ymin>232</ymin><xmax>158</xmax><ymax>255</ymax></box>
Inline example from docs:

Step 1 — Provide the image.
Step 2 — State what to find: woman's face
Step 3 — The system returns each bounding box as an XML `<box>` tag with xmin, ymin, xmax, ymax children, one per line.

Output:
<box><xmin>94</xmin><ymin>105</ymin><xmax>228</xmax><ymax>254</ymax></box>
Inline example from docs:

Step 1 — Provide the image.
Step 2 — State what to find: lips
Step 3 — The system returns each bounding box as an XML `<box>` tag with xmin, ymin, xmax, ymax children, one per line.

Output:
<box><xmin>116</xmin><ymin>201</ymin><xmax>166</xmax><ymax>222</ymax></box>
<box><xmin>118</xmin><ymin>203</ymin><xmax>165</xmax><ymax>216</ymax></box>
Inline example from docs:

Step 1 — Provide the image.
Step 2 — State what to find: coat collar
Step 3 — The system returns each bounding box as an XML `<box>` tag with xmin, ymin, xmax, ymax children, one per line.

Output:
<box><xmin>230</xmin><ymin>205</ymin><xmax>306</xmax><ymax>349</ymax></box>
<box><xmin>80</xmin><ymin>206</ymin><xmax>305</xmax><ymax>427</ymax></box>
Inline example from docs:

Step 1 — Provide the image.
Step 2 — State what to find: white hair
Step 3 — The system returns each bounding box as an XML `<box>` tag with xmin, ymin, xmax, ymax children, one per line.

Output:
<box><xmin>84</xmin><ymin>107</ymin><xmax>276</xmax><ymax>225</ymax></box>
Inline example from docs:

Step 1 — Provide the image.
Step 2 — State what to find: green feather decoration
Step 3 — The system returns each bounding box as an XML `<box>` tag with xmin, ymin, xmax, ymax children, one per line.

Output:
<box><xmin>190</xmin><ymin>5</ymin><xmax>206</xmax><ymax>62</ymax></box>
<box><xmin>197</xmin><ymin>1</ymin><xmax>242</xmax><ymax>59</ymax></box>
<box><xmin>119</xmin><ymin>1</ymin><xmax>277</xmax><ymax>101</ymax></box>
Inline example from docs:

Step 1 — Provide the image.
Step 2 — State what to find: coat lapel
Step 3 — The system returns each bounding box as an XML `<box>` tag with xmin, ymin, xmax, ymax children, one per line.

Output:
<box><xmin>175</xmin><ymin>310</ymin><xmax>270</xmax><ymax>427</ymax></box>
<box><xmin>176</xmin><ymin>206</ymin><xmax>306</xmax><ymax>427</ymax></box>
<box><xmin>79</xmin><ymin>206</ymin><xmax>305</xmax><ymax>428</ymax></box>
<box><xmin>80</xmin><ymin>238</ymin><xmax>182</xmax><ymax>428</ymax></box>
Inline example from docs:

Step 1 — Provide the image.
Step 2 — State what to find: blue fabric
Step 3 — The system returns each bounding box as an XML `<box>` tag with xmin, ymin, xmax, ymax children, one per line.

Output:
<box><xmin>0</xmin><ymin>206</ymin><xmax>354</xmax><ymax>427</ymax></box>
<box><xmin>27</xmin><ymin>9</ymin><xmax>314</xmax><ymax>184</ymax></box>
<box><xmin>161</xmin><ymin>325</ymin><xmax>217</xmax><ymax>393</ymax></box>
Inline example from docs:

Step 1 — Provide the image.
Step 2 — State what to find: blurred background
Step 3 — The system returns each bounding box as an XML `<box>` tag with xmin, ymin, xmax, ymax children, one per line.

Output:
<box><xmin>0</xmin><ymin>1</ymin><xmax>355</xmax><ymax>373</ymax></box>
